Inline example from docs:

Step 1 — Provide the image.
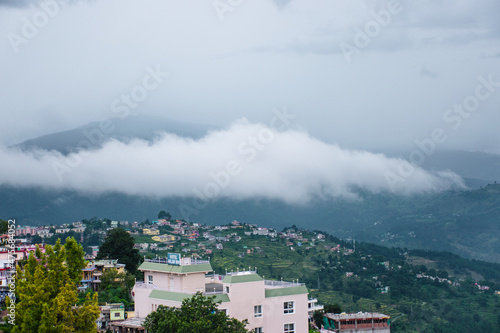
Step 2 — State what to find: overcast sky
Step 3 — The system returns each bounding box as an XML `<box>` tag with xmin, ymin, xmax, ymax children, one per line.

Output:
<box><xmin>0</xmin><ymin>0</ymin><xmax>498</xmax><ymax>200</ymax></box>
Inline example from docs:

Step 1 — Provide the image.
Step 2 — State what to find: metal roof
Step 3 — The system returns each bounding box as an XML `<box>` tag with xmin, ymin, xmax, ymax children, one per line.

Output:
<box><xmin>264</xmin><ymin>285</ymin><xmax>309</xmax><ymax>298</ymax></box>
<box><xmin>110</xmin><ymin>317</ymin><xmax>145</xmax><ymax>329</ymax></box>
<box><xmin>222</xmin><ymin>273</ymin><xmax>263</xmax><ymax>284</ymax></box>
<box><xmin>139</xmin><ymin>261</ymin><xmax>212</xmax><ymax>274</ymax></box>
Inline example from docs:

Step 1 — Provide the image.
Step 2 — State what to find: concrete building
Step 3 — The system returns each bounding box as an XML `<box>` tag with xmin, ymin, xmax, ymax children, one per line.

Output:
<box><xmin>81</xmin><ymin>259</ymin><xmax>126</xmax><ymax>292</ymax></box>
<box><xmin>151</xmin><ymin>234</ymin><xmax>176</xmax><ymax>243</ymax></box>
<box><xmin>142</xmin><ymin>228</ymin><xmax>159</xmax><ymax>236</ymax></box>
<box><xmin>0</xmin><ymin>245</ymin><xmax>44</xmax><ymax>262</ymax></box>
<box><xmin>98</xmin><ymin>303</ymin><xmax>126</xmax><ymax>331</ymax></box>
<box><xmin>323</xmin><ymin>312</ymin><xmax>390</xmax><ymax>332</ymax></box>
<box><xmin>36</xmin><ymin>229</ymin><xmax>51</xmax><ymax>238</ymax></box>
<box><xmin>0</xmin><ymin>260</ymin><xmax>14</xmax><ymax>301</ymax></box>
<box><xmin>130</xmin><ymin>255</ymin><xmax>315</xmax><ymax>333</ymax></box>
<box><xmin>15</xmin><ymin>226</ymin><xmax>34</xmax><ymax>236</ymax></box>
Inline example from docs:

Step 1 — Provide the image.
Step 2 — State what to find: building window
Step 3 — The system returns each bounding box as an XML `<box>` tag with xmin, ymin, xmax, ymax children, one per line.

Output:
<box><xmin>225</xmin><ymin>286</ymin><xmax>230</xmax><ymax>293</ymax></box>
<box><xmin>254</xmin><ymin>305</ymin><xmax>262</xmax><ymax>318</ymax></box>
<box><xmin>148</xmin><ymin>275</ymin><xmax>153</xmax><ymax>284</ymax></box>
<box><xmin>114</xmin><ymin>312</ymin><xmax>120</xmax><ymax>317</ymax></box>
<box><xmin>255</xmin><ymin>328</ymin><xmax>263</xmax><ymax>333</ymax></box>
<box><xmin>284</xmin><ymin>323</ymin><xmax>295</xmax><ymax>333</ymax></box>
<box><xmin>283</xmin><ymin>301</ymin><xmax>294</xmax><ymax>314</ymax></box>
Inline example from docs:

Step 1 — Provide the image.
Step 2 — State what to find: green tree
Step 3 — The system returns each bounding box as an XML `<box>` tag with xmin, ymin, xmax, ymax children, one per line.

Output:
<box><xmin>96</xmin><ymin>228</ymin><xmax>141</xmax><ymax>274</ymax></box>
<box><xmin>0</xmin><ymin>219</ymin><xmax>8</xmax><ymax>234</ymax></box>
<box><xmin>98</xmin><ymin>268</ymin><xmax>135</xmax><ymax>307</ymax></box>
<box><xmin>313</xmin><ymin>310</ymin><xmax>323</xmax><ymax>328</ymax></box>
<box><xmin>12</xmin><ymin>240</ymin><xmax>99</xmax><ymax>332</ymax></box>
<box><xmin>159</xmin><ymin>225</ymin><xmax>174</xmax><ymax>234</ymax></box>
<box><xmin>65</xmin><ymin>237</ymin><xmax>86</xmax><ymax>285</ymax></box>
<box><xmin>324</xmin><ymin>303</ymin><xmax>342</xmax><ymax>313</ymax></box>
<box><xmin>143</xmin><ymin>292</ymin><xmax>249</xmax><ymax>333</ymax></box>
<box><xmin>31</xmin><ymin>234</ymin><xmax>43</xmax><ymax>244</ymax></box>
<box><xmin>158</xmin><ymin>210</ymin><xmax>172</xmax><ymax>220</ymax></box>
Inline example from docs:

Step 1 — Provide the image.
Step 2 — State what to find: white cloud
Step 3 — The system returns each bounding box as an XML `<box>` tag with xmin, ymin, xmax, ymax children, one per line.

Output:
<box><xmin>0</xmin><ymin>120</ymin><xmax>465</xmax><ymax>202</ymax></box>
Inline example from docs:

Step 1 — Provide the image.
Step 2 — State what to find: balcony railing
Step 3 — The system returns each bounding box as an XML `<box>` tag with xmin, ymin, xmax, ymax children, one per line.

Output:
<box><xmin>204</xmin><ymin>290</ymin><xmax>225</xmax><ymax>295</ymax></box>
<box><xmin>144</xmin><ymin>258</ymin><xmax>210</xmax><ymax>266</ymax></box>
<box><xmin>264</xmin><ymin>280</ymin><xmax>304</xmax><ymax>288</ymax></box>
<box><xmin>135</xmin><ymin>281</ymin><xmax>159</xmax><ymax>290</ymax></box>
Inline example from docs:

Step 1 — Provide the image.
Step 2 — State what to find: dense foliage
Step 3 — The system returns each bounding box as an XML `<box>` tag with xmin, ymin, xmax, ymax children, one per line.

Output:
<box><xmin>4</xmin><ymin>183</ymin><xmax>500</xmax><ymax>263</ymax></box>
<box><xmin>12</xmin><ymin>238</ymin><xmax>99</xmax><ymax>332</ymax></box>
<box><xmin>97</xmin><ymin>268</ymin><xmax>135</xmax><ymax>307</ymax></box>
<box><xmin>143</xmin><ymin>292</ymin><xmax>249</xmax><ymax>333</ymax></box>
<box><xmin>206</xmin><ymin>227</ymin><xmax>500</xmax><ymax>332</ymax></box>
<box><xmin>96</xmin><ymin>227</ymin><xmax>142</xmax><ymax>274</ymax></box>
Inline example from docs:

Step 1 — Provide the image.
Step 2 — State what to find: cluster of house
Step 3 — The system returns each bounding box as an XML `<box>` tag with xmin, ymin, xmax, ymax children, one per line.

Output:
<box><xmin>0</xmin><ymin>244</ymin><xmax>43</xmax><ymax>296</ymax></box>
<box><xmin>1</xmin><ymin>219</ymin><xmax>396</xmax><ymax>332</ymax></box>
<box><xmin>133</xmin><ymin>220</ymin><xmax>355</xmax><ymax>262</ymax></box>
<box><xmin>13</xmin><ymin>221</ymin><xmax>87</xmax><ymax>238</ymax></box>
<box><xmin>10</xmin><ymin>218</ymin><xmax>352</xmax><ymax>261</ymax></box>
<box><xmin>474</xmin><ymin>283</ymin><xmax>490</xmax><ymax>291</ymax></box>
<box><xmin>416</xmin><ymin>273</ymin><xmax>461</xmax><ymax>286</ymax></box>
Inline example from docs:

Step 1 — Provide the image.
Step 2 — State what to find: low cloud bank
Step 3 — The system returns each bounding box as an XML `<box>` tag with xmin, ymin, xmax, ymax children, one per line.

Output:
<box><xmin>0</xmin><ymin>120</ymin><xmax>465</xmax><ymax>203</ymax></box>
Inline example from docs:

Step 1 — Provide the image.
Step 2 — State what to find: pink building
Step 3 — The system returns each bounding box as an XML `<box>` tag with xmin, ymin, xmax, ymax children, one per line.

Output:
<box><xmin>129</xmin><ymin>256</ymin><xmax>314</xmax><ymax>333</ymax></box>
<box><xmin>15</xmin><ymin>226</ymin><xmax>34</xmax><ymax>236</ymax></box>
<box><xmin>0</xmin><ymin>245</ymin><xmax>45</xmax><ymax>262</ymax></box>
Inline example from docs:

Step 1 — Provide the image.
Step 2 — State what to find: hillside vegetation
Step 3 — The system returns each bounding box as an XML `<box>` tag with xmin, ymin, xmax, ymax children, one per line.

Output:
<box><xmin>2</xmin><ymin>183</ymin><xmax>499</xmax><ymax>263</ymax></box>
<box><xmin>140</xmin><ymin>224</ymin><xmax>500</xmax><ymax>333</ymax></box>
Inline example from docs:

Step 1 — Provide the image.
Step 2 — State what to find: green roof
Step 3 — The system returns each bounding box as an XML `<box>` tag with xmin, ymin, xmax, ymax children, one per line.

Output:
<box><xmin>149</xmin><ymin>290</ymin><xmax>230</xmax><ymax>303</ymax></box>
<box><xmin>265</xmin><ymin>285</ymin><xmax>309</xmax><ymax>298</ymax></box>
<box><xmin>222</xmin><ymin>274</ymin><xmax>263</xmax><ymax>284</ymax></box>
<box><xmin>139</xmin><ymin>262</ymin><xmax>212</xmax><ymax>274</ymax></box>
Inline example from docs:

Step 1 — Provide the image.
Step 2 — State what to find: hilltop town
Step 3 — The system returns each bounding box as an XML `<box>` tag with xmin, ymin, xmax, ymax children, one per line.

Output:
<box><xmin>1</xmin><ymin>214</ymin><xmax>500</xmax><ymax>332</ymax></box>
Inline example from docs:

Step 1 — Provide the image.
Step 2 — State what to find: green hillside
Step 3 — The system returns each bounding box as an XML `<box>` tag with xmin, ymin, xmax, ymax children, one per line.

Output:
<box><xmin>1</xmin><ymin>183</ymin><xmax>499</xmax><ymax>263</ymax></box>
<box><xmin>134</xmin><ymin>223</ymin><xmax>500</xmax><ymax>333</ymax></box>
<box><xmin>39</xmin><ymin>217</ymin><xmax>500</xmax><ymax>332</ymax></box>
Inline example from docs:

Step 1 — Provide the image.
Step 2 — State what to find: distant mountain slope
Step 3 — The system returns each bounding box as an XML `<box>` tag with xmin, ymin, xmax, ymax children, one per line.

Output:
<box><xmin>382</xmin><ymin>149</ymin><xmax>500</xmax><ymax>186</ymax></box>
<box><xmin>13</xmin><ymin>115</ymin><xmax>211</xmax><ymax>154</ymax></box>
<box><xmin>14</xmin><ymin>116</ymin><xmax>500</xmax><ymax>184</ymax></box>
<box><xmin>1</xmin><ymin>184</ymin><xmax>499</xmax><ymax>263</ymax></box>
<box><xmin>3</xmin><ymin>118</ymin><xmax>500</xmax><ymax>262</ymax></box>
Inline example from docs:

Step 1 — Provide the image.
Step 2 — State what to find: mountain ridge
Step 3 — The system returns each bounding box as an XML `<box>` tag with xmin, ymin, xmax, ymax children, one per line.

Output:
<box><xmin>1</xmin><ymin>183</ymin><xmax>499</xmax><ymax>263</ymax></box>
<box><xmin>12</xmin><ymin>114</ymin><xmax>212</xmax><ymax>155</ymax></box>
<box><xmin>2</xmin><ymin>116</ymin><xmax>500</xmax><ymax>263</ymax></box>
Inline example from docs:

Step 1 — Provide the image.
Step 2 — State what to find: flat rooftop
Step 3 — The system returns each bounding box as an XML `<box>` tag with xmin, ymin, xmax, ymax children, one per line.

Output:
<box><xmin>325</xmin><ymin>312</ymin><xmax>390</xmax><ymax>320</ymax></box>
<box><xmin>145</xmin><ymin>258</ymin><xmax>210</xmax><ymax>266</ymax></box>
